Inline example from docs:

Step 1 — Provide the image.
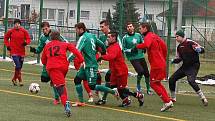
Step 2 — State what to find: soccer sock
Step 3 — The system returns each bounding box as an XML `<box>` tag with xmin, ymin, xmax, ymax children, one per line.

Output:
<box><xmin>136</xmin><ymin>75</ymin><xmax>142</xmax><ymax>91</ymax></box>
<box><xmin>83</xmin><ymin>80</ymin><xmax>92</xmax><ymax>97</ymax></box>
<box><xmin>17</xmin><ymin>69</ymin><xmax>22</xmax><ymax>82</ymax></box>
<box><xmin>170</xmin><ymin>91</ymin><xmax>176</xmax><ymax>99</ymax></box>
<box><xmin>53</xmin><ymin>87</ymin><xmax>60</xmax><ymax>100</ymax></box>
<box><xmin>12</xmin><ymin>68</ymin><xmax>18</xmax><ymax>80</ymax></box>
<box><xmin>102</xmin><ymin>82</ymin><xmax>110</xmax><ymax>100</ymax></box>
<box><xmin>197</xmin><ymin>90</ymin><xmax>206</xmax><ymax>99</ymax></box>
<box><xmin>145</xmin><ymin>77</ymin><xmax>151</xmax><ymax>91</ymax></box>
<box><xmin>75</xmin><ymin>84</ymin><xmax>84</xmax><ymax>103</ymax></box>
<box><xmin>95</xmin><ymin>85</ymin><xmax>115</xmax><ymax>95</ymax></box>
<box><xmin>56</xmin><ymin>85</ymin><xmax>68</xmax><ymax>106</ymax></box>
<box><xmin>122</xmin><ymin>88</ymin><xmax>137</xmax><ymax>97</ymax></box>
<box><xmin>150</xmin><ymin>81</ymin><xmax>170</xmax><ymax>103</ymax></box>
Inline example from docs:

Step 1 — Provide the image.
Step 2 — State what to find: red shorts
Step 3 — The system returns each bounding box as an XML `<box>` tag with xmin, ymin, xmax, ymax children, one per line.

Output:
<box><xmin>48</xmin><ymin>68</ymin><xmax>68</xmax><ymax>87</ymax></box>
<box><xmin>110</xmin><ymin>73</ymin><xmax>128</xmax><ymax>89</ymax></box>
<box><xmin>150</xmin><ymin>68</ymin><xmax>166</xmax><ymax>82</ymax></box>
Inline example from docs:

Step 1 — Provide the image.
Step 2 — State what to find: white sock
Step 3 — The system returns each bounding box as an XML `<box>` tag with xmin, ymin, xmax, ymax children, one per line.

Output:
<box><xmin>197</xmin><ymin>90</ymin><xmax>205</xmax><ymax>99</ymax></box>
<box><xmin>170</xmin><ymin>91</ymin><xmax>176</xmax><ymax>99</ymax></box>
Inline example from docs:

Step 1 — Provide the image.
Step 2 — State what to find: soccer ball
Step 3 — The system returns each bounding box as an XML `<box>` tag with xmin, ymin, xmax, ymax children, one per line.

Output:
<box><xmin>29</xmin><ymin>83</ymin><xmax>40</xmax><ymax>94</ymax></box>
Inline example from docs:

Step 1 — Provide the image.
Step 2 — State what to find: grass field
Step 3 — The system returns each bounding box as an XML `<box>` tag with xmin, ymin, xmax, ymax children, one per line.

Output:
<box><xmin>0</xmin><ymin>61</ymin><xmax>215</xmax><ymax>121</ymax></box>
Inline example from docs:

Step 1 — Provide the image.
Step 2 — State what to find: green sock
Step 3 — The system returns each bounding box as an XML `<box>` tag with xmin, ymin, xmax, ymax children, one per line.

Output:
<box><xmin>136</xmin><ymin>75</ymin><xmax>142</xmax><ymax>91</ymax></box>
<box><xmin>145</xmin><ymin>77</ymin><xmax>151</xmax><ymax>91</ymax></box>
<box><xmin>75</xmin><ymin>84</ymin><xmax>84</xmax><ymax>103</ymax></box>
<box><xmin>53</xmin><ymin>87</ymin><xmax>59</xmax><ymax>100</ymax></box>
<box><xmin>95</xmin><ymin>85</ymin><xmax>115</xmax><ymax>95</ymax></box>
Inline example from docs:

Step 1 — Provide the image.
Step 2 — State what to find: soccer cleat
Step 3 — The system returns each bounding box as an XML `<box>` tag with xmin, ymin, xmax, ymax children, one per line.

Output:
<box><xmin>19</xmin><ymin>82</ymin><xmax>24</xmax><ymax>86</ymax></box>
<box><xmin>12</xmin><ymin>80</ymin><xmax>17</xmax><ymax>86</ymax></box>
<box><xmin>112</xmin><ymin>88</ymin><xmax>120</xmax><ymax>100</ymax></box>
<box><xmin>147</xmin><ymin>90</ymin><xmax>153</xmax><ymax>95</ymax></box>
<box><xmin>136</xmin><ymin>92</ymin><xmax>144</xmax><ymax>106</ymax></box>
<box><xmin>201</xmin><ymin>98</ymin><xmax>208</xmax><ymax>106</ymax></box>
<box><xmin>53</xmin><ymin>99</ymin><xmax>60</xmax><ymax>105</ymax></box>
<box><xmin>64</xmin><ymin>101</ymin><xmax>71</xmax><ymax>117</ymax></box>
<box><xmin>71</xmin><ymin>102</ymin><xmax>85</xmax><ymax>107</ymax></box>
<box><xmin>160</xmin><ymin>101</ymin><xmax>173</xmax><ymax>112</ymax></box>
<box><xmin>95</xmin><ymin>99</ymin><xmax>106</xmax><ymax>105</ymax></box>
<box><xmin>119</xmin><ymin>97</ymin><xmax>131</xmax><ymax>107</ymax></box>
<box><xmin>87</xmin><ymin>96</ymin><xmax>94</xmax><ymax>103</ymax></box>
<box><xmin>170</xmin><ymin>98</ymin><xmax>176</xmax><ymax>103</ymax></box>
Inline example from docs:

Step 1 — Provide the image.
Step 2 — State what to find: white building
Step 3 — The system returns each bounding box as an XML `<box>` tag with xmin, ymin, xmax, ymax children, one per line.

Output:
<box><xmin>7</xmin><ymin>0</ymin><xmax>171</xmax><ymax>31</ymax></box>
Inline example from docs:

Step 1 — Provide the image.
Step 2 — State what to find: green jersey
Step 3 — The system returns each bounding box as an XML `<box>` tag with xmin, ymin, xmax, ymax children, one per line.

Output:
<box><xmin>35</xmin><ymin>30</ymin><xmax>67</xmax><ymax>54</ymax></box>
<box><xmin>76</xmin><ymin>32</ymin><xmax>106</xmax><ymax>68</ymax></box>
<box><xmin>123</xmin><ymin>32</ymin><xmax>144</xmax><ymax>60</ymax></box>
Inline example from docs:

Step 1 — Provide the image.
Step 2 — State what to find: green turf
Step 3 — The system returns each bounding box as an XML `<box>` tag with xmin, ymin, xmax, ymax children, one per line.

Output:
<box><xmin>0</xmin><ymin>61</ymin><xmax>215</xmax><ymax>121</ymax></box>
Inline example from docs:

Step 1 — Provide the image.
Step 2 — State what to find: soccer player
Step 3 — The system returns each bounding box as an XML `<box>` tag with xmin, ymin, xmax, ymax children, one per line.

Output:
<box><xmin>72</xmin><ymin>22</ymin><xmax>106</xmax><ymax>106</ymax></box>
<box><xmin>123</xmin><ymin>22</ymin><xmax>152</xmax><ymax>95</ymax></box>
<box><xmin>30</xmin><ymin>22</ymin><xmax>67</xmax><ymax>105</ymax></box>
<box><xmin>169</xmin><ymin>30</ymin><xmax>208</xmax><ymax>106</ymax></box>
<box><xmin>41</xmin><ymin>31</ymin><xmax>84</xmax><ymax>117</ymax></box>
<box><xmin>96</xmin><ymin>31</ymin><xmax>144</xmax><ymax>107</ymax></box>
<box><xmin>4</xmin><ymin>19</ymin><xmax>31</xmax><ymax>86</ymax></box>
<box><xmin>133</xmin><ymin>22</ymin><xmax>173</xmax><ymax>112</ymax></box>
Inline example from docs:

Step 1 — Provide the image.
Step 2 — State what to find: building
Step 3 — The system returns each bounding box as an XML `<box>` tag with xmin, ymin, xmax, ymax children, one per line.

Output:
<box><xmin>6</xmin><ymin>0</ymin><xmax>171</xmax><ymax>31</ymax></box>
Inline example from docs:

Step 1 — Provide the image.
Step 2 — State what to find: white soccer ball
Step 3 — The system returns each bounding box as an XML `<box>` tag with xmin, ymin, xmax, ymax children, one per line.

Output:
<box><xmin>29</xmin><ymin>83</ymin><xmax>40</xmax><ymax>94</ymax></box>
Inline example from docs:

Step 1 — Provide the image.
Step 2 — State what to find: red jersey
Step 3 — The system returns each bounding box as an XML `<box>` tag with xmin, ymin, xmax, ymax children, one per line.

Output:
<box><xmin>4</xmin><ymin>27</ymin><xmax>31</xmax><ymax>56</ymax></box>
<box><xmin>136</xmin><ymin>32</ymin><xmax>167</xmax><ymax>69</ymax></box>
<box><xmin>41</xmin><ymin>40</ymin><xmax>84</xmax><ymax>70</ymax></box>
<box><xmin>102</xmin><ymin>42</ymin><xmax>128</xmax><ymax>76</ymax></box>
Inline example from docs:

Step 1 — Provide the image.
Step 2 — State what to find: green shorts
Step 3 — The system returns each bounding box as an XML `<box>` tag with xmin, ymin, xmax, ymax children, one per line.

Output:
<box><xmin>76</xmin><ymin>66</ymin><xmax>98</xmax><ymax>85</ymax></box>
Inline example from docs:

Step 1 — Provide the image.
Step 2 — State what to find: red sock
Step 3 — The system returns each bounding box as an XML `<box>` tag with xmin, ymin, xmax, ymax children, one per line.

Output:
<box><xmin>150</xmin><ymin>81</ymin><xmax>170</xmax><ymax>103</ymax></box>
<box><xmin>83</xmin><ymin>80</ymin><xmax>92</xmax><ymax>96</ymax></box>
<box><xmin>12</xmin><ymin>69</ymin><xmax>18</xmax><ymax>80</ymax></box>
<box><xmin>60</xmin><ymin>86</ymin><xmax>68</xmax><ymax>106</ymax></box>
<box><xmin>17</xmin><ymin>69</ymin><xmax>22</xmax><ymax>82</ymax></box>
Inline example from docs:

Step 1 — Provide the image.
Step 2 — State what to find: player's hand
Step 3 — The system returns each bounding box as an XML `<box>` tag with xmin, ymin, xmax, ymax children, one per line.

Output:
<box><xmin>30</xmin><ymin>46</ymin><xmax>37</xmax><ymax>53</ymax></box>
<box><xmin>7</xmin><ymin>46</ymin><xmax>11</xmax><ymax>51</ymax></box>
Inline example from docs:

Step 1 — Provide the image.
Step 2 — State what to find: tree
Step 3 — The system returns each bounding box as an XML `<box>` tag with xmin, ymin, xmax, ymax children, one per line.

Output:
<box><xmin>112</xmin><ymin>0</ymin><xmax>140</xmax><ymax>35</ymax></box>
<box><xmin>106</xmin><ymin>9</ymin><xmax>114</xmax><ymax>31</ymax></box>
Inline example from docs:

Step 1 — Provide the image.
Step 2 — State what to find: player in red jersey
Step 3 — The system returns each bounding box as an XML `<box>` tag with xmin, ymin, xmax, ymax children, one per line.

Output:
<box><xmin>41</xmin><ymin>31</ymin><xmax>84</xmax><ymax>117</ymax></box>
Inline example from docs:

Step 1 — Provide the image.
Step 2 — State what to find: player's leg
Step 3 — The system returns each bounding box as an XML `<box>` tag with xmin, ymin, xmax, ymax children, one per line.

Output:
<box><xmin>11</xmin><ymin>56</ymin><xmax>20</xmax><ymax>86</ymax></box>
<box><xmin>185</xmin><ymin>64</ymin><xmax>208</xmax><ymax>106</ymax></box>
<box><xmin>83</xmin><ymin>80</ymin><xmax>93</xmax><ymax>102</ymax></box>
<box><xmin>17</xmin><ymin>56</ymin><xmax>24</xmax><ymax>86</ymax></box>
<box><xmin>140</xmin><ymin>58</ymin><xmax>152</xmax><ymax>95</ymax></box>
<box><xmin>41</xmin><ymin>65</ymin><xmax>60</xmax><ymax>104</ymax></box>
<box><xmin>168</xmin><ymin>67</ymin><xmax>186</xmax><ymax>102</ymax></box>
<box><xmin>74</xmin><ymin>67</ymin><xmax>85</xmax><ymax>104</ymax></box>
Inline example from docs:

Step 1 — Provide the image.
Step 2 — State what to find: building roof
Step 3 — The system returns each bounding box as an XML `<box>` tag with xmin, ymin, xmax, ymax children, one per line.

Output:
<box><xmin>157</xmin><ymin>0</ymin><xmax>215</xmax><ymax>18</ymax></box>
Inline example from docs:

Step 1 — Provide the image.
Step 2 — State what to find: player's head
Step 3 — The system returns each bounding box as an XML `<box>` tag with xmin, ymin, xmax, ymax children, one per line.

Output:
<box><xmin>100</xmin><ymin>20</ymin><xmax>110</xmax><ymax>34</ymax></box>
<box><xmin>41</xmin><ymin>22</ymin><xmax>51</xmax><ymax>35</ymax></box>
<box><xmin>107</xmin><ymin>31</ymin><xmax>118</xmax><ymax>45</ymax></box>
<box><xmin>126</xmin><ymin>22</ymin><xmax>135</xmax><ymax>34</ymax></box>
<box><xmin>175</xmin><ymin>30</ymin><xmax>185</xmax><ymax>43</ymax></box>
<box><xmin>75</xmin><ymin>22</ymin><xmax>86</xmax><ymax>36</ymax></box>
<box><xmin>14</xmin><ymin>19</ymin><xmax>21</xmax><ymax>29</ymax></box>
<box><xmin>139</xmin><ymin>22</ymin><xmax>150</xmax><ymax>35</ymax></box>
<box><xmin>50</xmin><ymin>31</ymin><xmax>60</xmax><ymax>41</ymax></box>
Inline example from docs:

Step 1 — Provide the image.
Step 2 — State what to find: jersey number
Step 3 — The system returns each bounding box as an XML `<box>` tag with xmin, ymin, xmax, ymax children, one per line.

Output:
<box><xmin>48</xmin><ymin>46</ymin><xmax>60</xmax><ymax>56</ymax></box>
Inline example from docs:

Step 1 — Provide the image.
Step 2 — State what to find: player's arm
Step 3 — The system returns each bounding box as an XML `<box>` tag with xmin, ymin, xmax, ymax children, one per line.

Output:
<box><xmin>101</xmin><ymin>47</ymin><xmax>117</xmax><ymax>61</ymax></box>
<box><xmin>41</xmin><ymin>47</ymin><xmax>47</xmax><ymax>65</ymax></box>
<box><xmin>67</xmin><ymin>43</ymin><xmax>84</xmax><ymax>63</ymax></box>
<box><xmin>4</xmin><ymin>30</ymin><xmax>11</xmax><ymax>47</ymax></box>
<box><xmin>191</xmin><ymin>41</ymin><xmax>205</xmax><ymax>54</ymax></box>
<box><xmin>24</xmin><ymin>29</ymin><xmax>31</xmax><ymax>45</ymax></box>
<box><xmin>172</xmin><ymin>47</ymin><xmax>182</xmax><ymax>64</ymax></box>
<box><xmin>136</xmin><ymin>37</ymin><xmax>152</xmax><ymax>49</ymax></box>
<box><xmin>96</xmin><ymin>38</ymin><xmax>106</xmax><ymax>54</ymax></box>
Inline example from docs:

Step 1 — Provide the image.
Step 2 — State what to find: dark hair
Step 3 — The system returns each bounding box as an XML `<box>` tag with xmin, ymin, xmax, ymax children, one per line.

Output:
<box><xmin>100</xmin><ymin>20</ymin><xmax>109</xmax><ymax>26</ymax></box>
<box><xmin>41</xmin><ymin>22</ymin><xmax>50</xmax><ymax>28</ymax></box>
<box><xmin>108</xmin><ymin>31</ymin><xmax>118</xmax><ymax>40</ymax></box>
<box><xmin>50</xmin><ymin>31</ymin><xmax>60</xmax><ymax>40</ymax></box>
<box><xmin>14</xmin><ymin>19</ymin><xmax>21</xmax><ymax>24</ymax></box>
<box><xmin>140</xmin><ymin>22</ymin><xmax>151</xmax><ymax>32</ymax></box>
<box><xmin>126</xmin><ymin>22</ymin><xmax>133</xmax><ymax>26</ymax></box>
<box><xmin>75</xmin><ymin>22</ymin><xmax>86</xmax><ymax>31</ymax></box>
